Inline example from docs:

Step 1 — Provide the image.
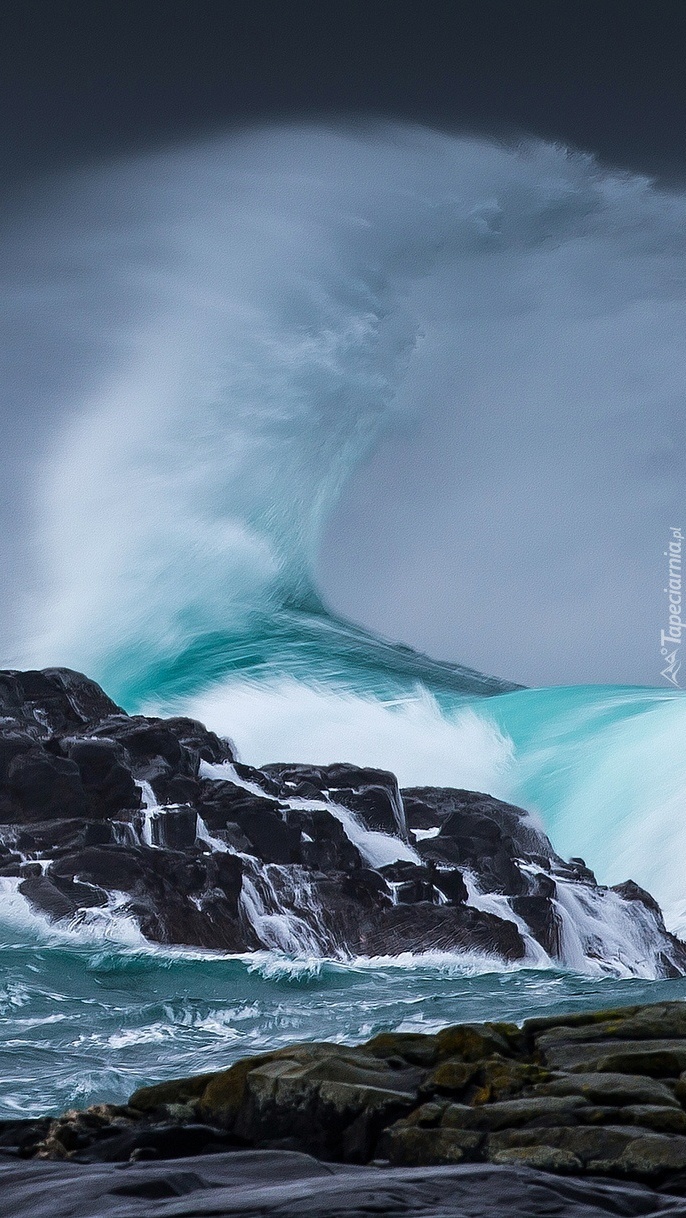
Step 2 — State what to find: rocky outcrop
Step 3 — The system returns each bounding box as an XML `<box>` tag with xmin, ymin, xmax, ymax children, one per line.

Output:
<box><xmin>0</xmin><ymin>667</ymin><xmax>684</xmax><ymax>975</ymax></box>
<box><xmin>15</xmin><ymin>1001</ymin><xmax>686</xmax><ymax>1201</ymax></box>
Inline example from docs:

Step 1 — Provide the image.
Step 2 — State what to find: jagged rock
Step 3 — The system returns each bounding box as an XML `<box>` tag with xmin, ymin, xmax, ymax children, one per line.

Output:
<box><xmin>5</xmin><ymin>748</ymin><xmax>89</xmax><ymax>823</ymax></box>
<box><xmin>293</xmin><ymin>807</ymin><xmax>362</xmax><ymax>872</ymax></box>
<box><xmin>18</xmin><ymin>874</ymin><xmax>107</xmax><ymax>921</ymax></box>
<box><xmin>510</xmin><ymin>893</ymin><xmax>562</xmax><ymax>957</ymax></box>
<box><xmin>263</xmin><ymin>763</ymin><xmax>408</xmax><ymax>839</ymax></box>
<box><xmin>402</xmin><ymin>788</ymin><xmax>555</xmax><ymax>861</ymax></box>
<box><xmin>196</xmin><ymin>781</ymin><xmax>301</xmax><ymax>864</ymax></box>
<box><xmin>141</xmin><ymin>804</ymin><xmax>198</xmax><ymax>850</ymax></box>
<box><xmin>0</xmin><ymin>666</ymin><xmax>685</xmax><ymax>972</ymax></box>
<box><xmin>0</xmin><ymin>668</ymin><xmax>122</xmax><ymax>735</ymax></box>
<box><xmin>40</xmin><ymin>843</ymin><xmax>247</xmax><ymax>950</ymax></box>
<box><xmin>63</xmin><ymin>738</ymin><xmax>140</xmax><ymax>819</ymax></box>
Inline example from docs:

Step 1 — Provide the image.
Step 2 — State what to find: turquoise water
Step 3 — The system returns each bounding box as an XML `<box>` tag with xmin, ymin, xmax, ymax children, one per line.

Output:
<box><xmin>4</xmin><ymin>125</ymin><xmax>686</xmax><ymax>1120</ymax></box>
<box><xmin>3</xmin><ymin>674</ymin><xmax>686</xmax><ymax>1120</ymax></box>
<box><xmin>4</xmin><ymin>929</ymin><xmax>686</xmax><ymax>1120</ymax></box>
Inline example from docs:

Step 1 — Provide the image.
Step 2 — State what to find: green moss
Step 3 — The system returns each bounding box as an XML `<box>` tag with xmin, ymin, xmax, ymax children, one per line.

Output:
<box><xmin>200</xmin><ymin>1052</ymin><xmax>276</xmax><ymax>1126</ymax></box>
<box><xmin>435</xmin><ymin>1023</ymin><xmax>512</xmax><ymax>1062</ymax></box>
<box><xmin>129</xmin><ymin>1071</ymin><xmax>217</xmax><ymax>1114</ymax></box>
<box><xmin>365</xmin><ymin>1031</ymin><xmax>439</xmax><ymax>1067</ymax></box>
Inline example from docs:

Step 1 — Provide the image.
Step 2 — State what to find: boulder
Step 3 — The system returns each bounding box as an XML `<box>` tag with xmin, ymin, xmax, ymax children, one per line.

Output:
<box><xmin>536</xmin><ymin>1036</ymin><xmax>686</xmax><ymax>1076</ymax></box>
<box><xmin>0</xmin><ymin>668</ymin><xmax>122</xmax><ymax>735</ymax></box>
<box><xmin>64</xmin><ymin>738</ymin><xmax>139</xmax><ymax>820</ymax></box>
<box><xmin>6</xmin><ymin>749</ymin><xmax>88</xmax><ymax>822</ymax></box>
<box><xmin>357</xmin><ymin>902</ymin><xmax>527</xmax><ymax>960</ymax></box>
<box><xmin>382</xmin><ymin>1124</ymin><xmax>483</xmax><ymax>1165</ymax></box>
<box><xmin>532</xmin><ymin>1072</ymin><xmax>682</xmax><ymax>1109</ymax></box>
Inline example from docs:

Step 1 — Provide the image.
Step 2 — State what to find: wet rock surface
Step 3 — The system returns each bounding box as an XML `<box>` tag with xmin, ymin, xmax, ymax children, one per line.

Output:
<box><xmin>0</xmin><ymin>667</ymin><xmax>683</xmax><ymax>974</ymax></box>
<box><xmin>13</xmin><ymin>1003</ymin><xmax>686</xmax><ymax>1213</ymax></box>
<box><xmin>6</xmin><ymin>1150</ymin><xmax>686</xmax><ymax>1218</ymax></box>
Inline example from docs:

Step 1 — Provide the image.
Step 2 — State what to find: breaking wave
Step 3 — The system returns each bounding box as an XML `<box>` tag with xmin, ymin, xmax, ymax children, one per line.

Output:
<box><xmin>4</xmin><ymin>122</ymin><xmax>686</xmax><ymax>916</ymax></box>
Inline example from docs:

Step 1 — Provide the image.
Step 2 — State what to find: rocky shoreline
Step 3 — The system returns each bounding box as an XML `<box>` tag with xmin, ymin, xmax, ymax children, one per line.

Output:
<box><xmin>0</xmin><ymin>666</ymin><xmax>684</xmax><ymax>975</ymax></box>
<box><xmin>5</xmin><ymin>670</ymin><xmax>686</xmax><ymax>1212</ymax></box>
<box><xmin>8</xmin><ymin>1002</ymin><xmax>686</xmax><ymax>1214</ymax></box>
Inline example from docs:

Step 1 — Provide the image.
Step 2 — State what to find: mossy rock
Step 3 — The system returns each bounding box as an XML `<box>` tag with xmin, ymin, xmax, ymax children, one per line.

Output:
<box><xmin>442</xmin><ymin>1095</ymin><xmax>589</xmax><ymax>1131</ymax></box>
<box><xmin>364</xmin><ymin>1031</ymin><xmax>439</xmax><ymax>1067</ymax></box>
<box><xmin>588</xmin><ymin>1133</ymin><xmax>686</xmax><ymax>1179</ymax></box>
<box><xmin>537</xmin><ymin>1036</ymin><xmax>686</xmax><ymax>1075</ymax></box>
<box><xmin>523</xmin><ymin>1006</ymin><xmax>641</xmax><ymax>1038</ymax></box>
<box><xmin>486</xmin><ymin>1122</ymin><xmax>686</xmax><ymax>1171</ymax></box>
<box><xmin>200</xmin><ymin>1052</ymin><xmax>277</xmax><ymax>1126</ymax></box>
<box><xmin>401</xmin><ymin>1101</ymin><xmax>447</xmax><ymax>1127</ymax></box>
<box><xmin>532</xmin><ymin>1071</ymin><xmax>680</xmax><ymax>1109</ymax></box>
<box><xmin>591</xmin><ymin>1049</ymin><xmax>686</xmax><ymax>1078</ymax></box>
<box><xmin>434</xmin><ymin>1023</ymin><xmax>514</xmax><ymax>1062</ymax></box>
<box><xmin>422</xmin><ymin>1057</ymin><xmax>476</xmax><ymax>1096</ymax></box>
<box><xmin>491</xmin><ymin>1145</ymin><xmax>582</xmax><ymax>1172</ymax></box>
<box><xmin>478</xmin><ymin>1054</ymin><xmax>550</xmax><ymax>1100</ymax></box>
<box><xmin>622</xmin><ymin>1105</ymin><xmax>686</xmax><ymax>1134</ymax></box>
<box><xmin>382</xmin><ymin>1123</ymin><xmax>483</xmax><ymax>1166</ymax></box>
<box><xmin>129</xmin><ymin>1071</ymin><xmax>218</xmax><ymax>1115</ymax></box>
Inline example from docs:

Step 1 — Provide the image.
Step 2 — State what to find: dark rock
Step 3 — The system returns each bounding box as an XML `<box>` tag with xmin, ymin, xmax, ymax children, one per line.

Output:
<box><xmin>532</xmin><ymin>1072</ymin><xmax>682</xmax><ymax>1109</ymax></box>
<box><xmin>510</xmin><ymin>893</ymin><xmax>562</xmax><ymax>957</ymax></box>
<box><xmin>140</xmin><ymin>804</ymin><xmax>198</xmax><ymax>850</ymax></box>
<box><xmin>197</xmin><ymin>781</ymin><xmax>301</xmax><ymax>863</ymax></box>
<box><xmin>14</xmin><ymin>818</ymin><xmax>115</xmax><ymax>853</ymax></box>
<box><xmin>612</xmin><ymin>880</ymin><xmax>666</xmax><ymax>922</ymax></box>
<box><xmin>6</xmin><ymin>749</ymin><xmax>88</xmax><ymax>823</ymax></box>
<box><xmin>149</xmin><ymin>774</ymin><xmax>201</xmax><ymax>807</ymax></box>
<box><xmin>231</xmin><ymin>763</ymin><xmax>282</xmax><ymax>798</ymax></box>
<box><xmin>432</xmin><ymin>868</ymin><xmax>469</xmax><ymax>905</ymax></box>
<box><xmin>73</xmin><ymin>1123</ymin><xmax>242</xmax><ymax>1163</ymax></box>
<box><xmin>64</xmin><ymin>738</ymin><xmax>139</xmax><ymax>819</ymax></box>
<box><xmin>0</xmin><ymin>668</ymin><xmax>122</xmax><ymax>735</ymax></box>
<box><xmin>46</xmin><ymin>844</ymin><xmax>247</xmax><ymax>950</ymax></box>
<box><xmin>294</xmin><ymin>807</ymin><xmax>362</xmax><ymax>872</ymax></box>
<box><xmin>357</xmin><ymin>902</ymin><xmax>527</xmax><ymax>961</ymax></box>
<box><xmin>263</xmin><ymin>763</ymin><xmax>408</xmax><ymax>839</ymax></box>
<box><xmin>1</xmin><ymin>666</ymin><xmax>684</xmax><ymax>973</ymax></box>
<box><xmin>402</xmin><ymin>788</ymin><xmax>555</xmax><ymax>860</ymax></box>
<box><xmin>19</xmin><ymin>873</ymin><xmax>108</xmax><ymax>921</ymax></box>
<box><xmin>0</xmin><ymin>731</ymin><xmax>35</xmax><ymax>783</ymax></box>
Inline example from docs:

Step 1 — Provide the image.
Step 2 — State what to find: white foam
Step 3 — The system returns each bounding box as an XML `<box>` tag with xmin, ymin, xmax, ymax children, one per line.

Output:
<box><xmin>188</xmin><ymin>679</ymin><xmax>514</xmax><ymax>792</ymax></box>
<box><xmin>0</xmin><ymin>877</ymin><xmax>148</xmax><ymax>950</ymax></box>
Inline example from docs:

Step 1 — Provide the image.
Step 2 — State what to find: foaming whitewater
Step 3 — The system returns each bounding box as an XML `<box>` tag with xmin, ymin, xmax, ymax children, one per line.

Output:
<box><xmin>6</xmin><ymin>122</ymin><xmax>686</xmax><ymax>908</ymax></box>
<box><xmin>4</xmin><ymin>870</ymin><xmax>686</xmax><ymax>1119</ymax></box>
<box><xmin>1</xmin><ymin>125</ymin><xmax>686</xmax><ymax>1115</ymax></box>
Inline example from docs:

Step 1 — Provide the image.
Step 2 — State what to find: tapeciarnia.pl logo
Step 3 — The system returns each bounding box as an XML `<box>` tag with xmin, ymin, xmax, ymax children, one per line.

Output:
<box><xmin>661</xmin><ymin>526</ymin><xmax>684</xmax><ymax>687</ymax></box>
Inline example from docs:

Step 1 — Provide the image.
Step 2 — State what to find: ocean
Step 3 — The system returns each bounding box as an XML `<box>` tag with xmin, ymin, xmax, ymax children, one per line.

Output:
<box><xmin>2</xmin><ymin>123</ymin><xmax>686</xmax><ymax>1121</ymax></box>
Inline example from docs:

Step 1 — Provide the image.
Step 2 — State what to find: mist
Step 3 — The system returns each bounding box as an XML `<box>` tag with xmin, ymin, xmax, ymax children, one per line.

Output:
<box><xmin>0</xmin><ymin>123</ymin><xmax>684</xmax><ymax>692</ymax></box>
